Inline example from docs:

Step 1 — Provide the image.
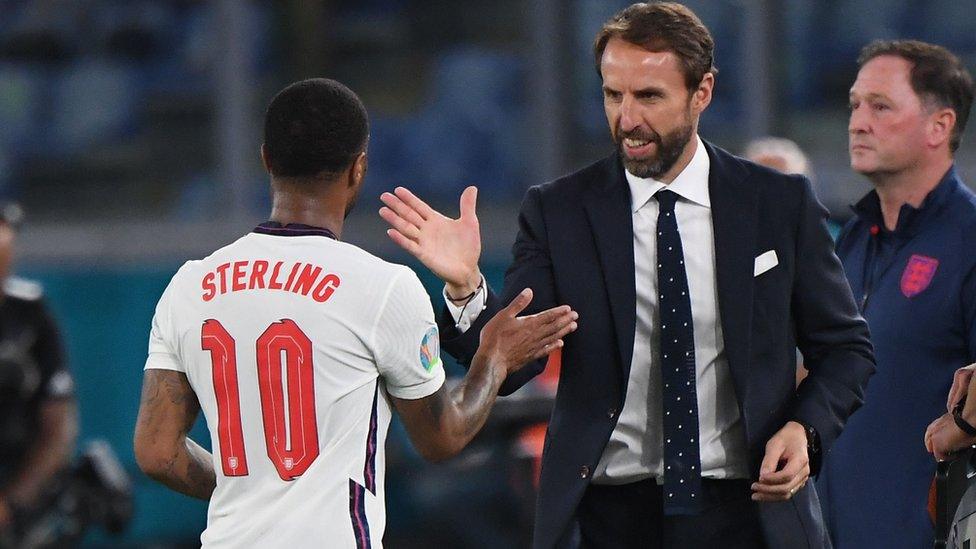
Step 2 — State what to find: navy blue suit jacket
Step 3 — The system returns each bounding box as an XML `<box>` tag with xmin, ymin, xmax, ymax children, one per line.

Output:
<box><xmin>439</xmin><ymin>142</ymin><xmax>875</xmax><ymax>548</ymax></box>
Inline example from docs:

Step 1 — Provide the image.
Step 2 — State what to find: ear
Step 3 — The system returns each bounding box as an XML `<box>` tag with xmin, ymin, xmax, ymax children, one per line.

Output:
<box><xmin>260</xmin><ymin>144</ymin><xmax>272</xmax><ymax>174</ymax></box>
<box><xmin>349</xmin><ymin>152</ymin><xmax>367</xmax><ymax>188</ymax></box>
<box><xmin>929</xmin><ymin>107</ymin><xmax>956</xmax><ymax>150</ymax></box>
<box><xmin>690</xmin><ymin>72</ymin><xmax>714</xmax><ymax>114</ymax></box>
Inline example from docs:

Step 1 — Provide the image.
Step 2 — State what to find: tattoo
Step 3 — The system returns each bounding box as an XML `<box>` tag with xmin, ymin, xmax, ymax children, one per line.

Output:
<box><xmin>452</xmin><ymin>361</ymin><xmax>500</xmax><ymax>437</ymax></box>
<box><xmin>392</xmin><ymin>353</ymin><xmax>505</xmax><ymax>460</ymax></box>
<box><xmin>423</xmin><ymin>386</ymin><xmax>446</xmax><ymax>424</ymax></box>
<box><xmin>135</xmin><ymin>370</ymin><xmax>216</xmax><ymax>500</ymax></box>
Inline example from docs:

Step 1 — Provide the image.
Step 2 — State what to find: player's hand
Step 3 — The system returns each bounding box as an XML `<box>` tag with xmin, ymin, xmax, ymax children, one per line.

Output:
<box><xmin>947</xmin><ymin>363</ymin><xmax>976</xmax><ymax>412</ymax></box>
<box><xmin>752</xmin><ymin>421</ymin><xmax>810</xmax><ymax>502</ymax></box>
<box><xmin>925</xmin><ymin>412</ymin><xmax>976</xmax><ymax>461</ymax></box>
<box><xmin>380</xmin><ymin>186</ymin><xmax>483</xmax><ymax>296</ymax></box>
<box><xmin>477</xmin><ymin>288</ymin><xmax>577</xmax><ymax>377</ymax></box>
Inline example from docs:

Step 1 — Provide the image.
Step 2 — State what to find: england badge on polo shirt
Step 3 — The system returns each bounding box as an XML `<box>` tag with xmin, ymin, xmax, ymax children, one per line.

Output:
<box><xmin>901</xmin><ymin>254</ymin><xmax>939</xmax><ymax>298</ymax></box>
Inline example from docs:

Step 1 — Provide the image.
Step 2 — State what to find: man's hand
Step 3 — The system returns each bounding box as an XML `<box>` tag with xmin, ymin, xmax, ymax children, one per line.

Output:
<box><xmin>391</xmin><ymin>289</ymin><xmax>577</xmax><ymax>462</ymax></box>
<box><xmin>752</xmin><ymin>421</ymin><xmax>810</xmax><ymax>502</ymax></box>
<box><xmin>476</xmin><ymin>288</ymin><xmax>578</xmax><ymax>379</ymax></box>
<box><xmin>380</xmin><ymin>186</ymin><xmax>483</xmax><ymax>297</ymax></box>
<box><xmin>947</xmin><ymin>363</ymin><xmax>976</xmax><ymax>412</ymax></box>
<box><xmin>925</xmin><ymin>412</ymin><xmax>976</xmax><ymax>461</ymax></box>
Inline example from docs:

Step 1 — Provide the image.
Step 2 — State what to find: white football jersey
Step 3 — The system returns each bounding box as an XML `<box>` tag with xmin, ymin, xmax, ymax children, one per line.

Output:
<box><xmin>144</xmin><ymin>224</ymin><xmax>445</xmax><ymax>548</ymax></box>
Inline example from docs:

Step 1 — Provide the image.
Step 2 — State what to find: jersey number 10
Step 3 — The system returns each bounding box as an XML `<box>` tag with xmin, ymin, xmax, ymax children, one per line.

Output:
<box><xmin>201</xmin><ymin>318</ymin><xmax>319</xmax><ymax>481</ymax></box>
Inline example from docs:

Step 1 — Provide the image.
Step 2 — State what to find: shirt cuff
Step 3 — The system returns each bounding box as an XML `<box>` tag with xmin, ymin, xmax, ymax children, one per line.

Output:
<box><xmin>443</xmin><ymin>275</ymin><xmax>487</xmax><ymax>333</ymax></box>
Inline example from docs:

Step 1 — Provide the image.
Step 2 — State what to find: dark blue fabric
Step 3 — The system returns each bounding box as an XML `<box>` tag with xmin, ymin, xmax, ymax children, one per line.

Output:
<box><xmin>654</xmin><ymin>189</ymin><xmax>703</xmax><ymax>515</ymax></box>
<box><xmin>818</xmin><ymin>167</ymin><xmax>976</xmax><ymax>549</ymax></box>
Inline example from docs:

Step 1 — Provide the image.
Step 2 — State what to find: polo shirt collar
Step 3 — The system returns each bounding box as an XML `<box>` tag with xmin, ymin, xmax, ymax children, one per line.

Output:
<box><xmin>851</xmin><ymin>165</ymin><xmax>960</xmax><ymax>237</ymax></box>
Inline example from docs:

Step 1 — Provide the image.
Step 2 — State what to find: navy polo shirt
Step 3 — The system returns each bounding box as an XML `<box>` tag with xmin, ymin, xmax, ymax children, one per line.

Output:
<box><xmin>817</xmin><ymin>167</ymin><xmax>976</xmax><ymax>548</ymax></box>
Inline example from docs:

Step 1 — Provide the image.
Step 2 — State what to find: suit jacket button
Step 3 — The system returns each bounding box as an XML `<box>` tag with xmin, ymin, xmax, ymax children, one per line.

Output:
<box><xmin>607</xmin><ymin>408</ymin><xmax>617</xmax><ymax>419</ymax></box>
<box><xmin>580</xmin><ymin>465</ymin><xmax>590</xmax><ymax>479</ymax></box>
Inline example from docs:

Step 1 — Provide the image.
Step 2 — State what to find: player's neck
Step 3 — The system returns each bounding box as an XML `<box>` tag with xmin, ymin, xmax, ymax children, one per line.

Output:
<box><xmin>269</xmin><ymin>183</ymin><xmax>346</xmax><ymax>238</ymax></box>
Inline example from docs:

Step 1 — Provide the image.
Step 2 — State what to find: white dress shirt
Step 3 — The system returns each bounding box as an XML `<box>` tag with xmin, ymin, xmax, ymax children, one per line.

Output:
<box><xmin>447</xmin><ymin>136</ymin><xmax>749</xmax><ymax>484</ymax></box>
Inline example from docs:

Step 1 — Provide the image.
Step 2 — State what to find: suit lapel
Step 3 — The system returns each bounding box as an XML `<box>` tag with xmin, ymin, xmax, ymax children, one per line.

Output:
<box><xmin>584</xmin><ymin>155</ymin><xmax>637</xmax><ymax>386</ymax></box>
<box><xmin>706</xmin><ymin>142</ymin><xmax>756</xmax><ymax>404</ymax></box>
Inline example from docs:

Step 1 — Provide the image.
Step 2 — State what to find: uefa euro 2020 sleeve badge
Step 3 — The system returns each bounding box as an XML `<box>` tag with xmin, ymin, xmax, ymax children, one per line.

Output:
<box><xmin>419</xmin><ymin>327</ymin><xmax>441</xmax><ymax>372</ymax></box>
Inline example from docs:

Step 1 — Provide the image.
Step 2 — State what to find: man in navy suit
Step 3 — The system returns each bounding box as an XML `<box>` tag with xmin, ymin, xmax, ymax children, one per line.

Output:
<box><xmin>380</xmin><ymin>3</ymin><xmax>874</xmax><ymax>547</ymax></box>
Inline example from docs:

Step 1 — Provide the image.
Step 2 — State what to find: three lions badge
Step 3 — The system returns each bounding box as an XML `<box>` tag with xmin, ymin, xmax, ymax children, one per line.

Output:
<box><xmin>901</xmin><ymin>254</ymin><xmax>939</xmax><ymax>298</ymax></box>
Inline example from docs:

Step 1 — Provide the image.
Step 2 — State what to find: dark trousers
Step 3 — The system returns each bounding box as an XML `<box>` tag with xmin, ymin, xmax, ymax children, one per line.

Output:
<box><xmin>577</xmin><ymin>478</ymin><xmax>766</xmax><ymax>549</ymax></box>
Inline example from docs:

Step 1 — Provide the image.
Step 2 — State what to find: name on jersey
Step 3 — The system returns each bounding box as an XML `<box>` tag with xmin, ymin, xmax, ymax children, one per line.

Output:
<box><xmin>202</xmin><ymin>260</ymin><xmax>341</xmax><ymax>303</ymax></box>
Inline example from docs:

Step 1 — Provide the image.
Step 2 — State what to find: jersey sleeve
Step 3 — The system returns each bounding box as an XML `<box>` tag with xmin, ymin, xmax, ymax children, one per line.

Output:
<box><xmin>145</xmin><ymin>277</ymin><xmax>184</xmax><ymax>372</ymax></box>
<box><xmin>371</xmin><ymin>268</ymin><xmax>446</xmax><ymax>400</ymax></box>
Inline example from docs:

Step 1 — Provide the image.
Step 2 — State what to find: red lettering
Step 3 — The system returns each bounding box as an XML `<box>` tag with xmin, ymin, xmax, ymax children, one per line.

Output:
<box><xmin>292</xmin><ymin>264</ymin><xmax>323</xmax><ymax>296</ymax></box>
<box><xmin>232</xmin><ymin>261</ymin><xmax>248</xmax><ymax>292</ymax></box>
<box><xmin>283</xmin><ymin>262</ymin><xmax>301</xmax><ymax>292</ymax></box>
<box><xmin>216</xmin><ymin>263</ymin><xmax>231</xmax><ymax>295</ymax></box>
<box><xmin>256</xmin><ymin>320</ymin><xmax>319</xmax><ymax>480</ymax></box>
<box><xmin>268</xmin><ymin>261</ymin><xmax>285</xmax><ymax>290</ymax></box>
<box><xmin>312</xmin><ymin>274</ymin><xmax>341</xmax><ymax>303</ymax></box>
<box><xmin>202</xmin><ymin>272</ymin><xmax>217</xmax><ymax>301</ymax></box>
<box><xmin>202</xmin><ymin>319</ymin><xmax>249</xmax><ymax>476</ymax></box>
<box><xmin>250</xmin><ymin>260</ymin><xmax>269</xmax><ymax>290</ymax></box>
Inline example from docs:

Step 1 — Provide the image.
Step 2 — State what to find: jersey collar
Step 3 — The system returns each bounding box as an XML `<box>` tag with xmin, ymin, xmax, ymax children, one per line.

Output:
<box><xmin>253</xmin><ymin>221</ymin><xmax>338</xmax><ymax>240</ymax></box>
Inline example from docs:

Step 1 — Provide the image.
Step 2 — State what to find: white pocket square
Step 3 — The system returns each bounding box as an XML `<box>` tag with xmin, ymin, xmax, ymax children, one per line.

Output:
<box><xmin>754</xmin><ymin>250</ymin><xmax>778</xmax><ymax>277</ymax></box>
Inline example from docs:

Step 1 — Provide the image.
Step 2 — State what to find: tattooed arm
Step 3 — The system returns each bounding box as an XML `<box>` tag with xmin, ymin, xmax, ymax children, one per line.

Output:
<box><xmin>133</xmin><ymin>369</ymin><xmax>215</xmax><ymax>500</ymax></box>
<box><xmin>392</xmin><ymin>289</ymin><xmax>577</xmax><ymax>462</ymax></box>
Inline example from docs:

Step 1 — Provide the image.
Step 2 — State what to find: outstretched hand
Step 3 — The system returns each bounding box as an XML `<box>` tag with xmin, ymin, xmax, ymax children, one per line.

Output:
<box><xmin>477</xmin><ymin>288</ymin><xmax>578</xmax><ymax>378</ymax></box>
<box><xmin>380</xmin><ymin>186</ymin><xmax>483</xmax><ymax>296</ymax></box>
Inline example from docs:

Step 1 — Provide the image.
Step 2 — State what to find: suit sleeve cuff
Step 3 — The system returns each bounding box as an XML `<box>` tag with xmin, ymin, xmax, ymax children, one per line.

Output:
<box><xmin>442</xmin><ymin>275</ymin><xmax>487</xmax><ymax>333</ymax></box>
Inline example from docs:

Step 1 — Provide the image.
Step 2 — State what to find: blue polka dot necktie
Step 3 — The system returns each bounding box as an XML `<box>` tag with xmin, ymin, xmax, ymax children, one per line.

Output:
<box><xmin>655</xmin><ymin>189</ymin><xmax>703</xmax><ymax>515</ymax></box>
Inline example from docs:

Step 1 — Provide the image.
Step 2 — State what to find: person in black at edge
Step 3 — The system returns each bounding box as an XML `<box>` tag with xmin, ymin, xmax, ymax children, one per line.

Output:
<box><xmin>0</xmin><ymin>201</ymin><xmax>77</xmax><ymax>537</ymax></box>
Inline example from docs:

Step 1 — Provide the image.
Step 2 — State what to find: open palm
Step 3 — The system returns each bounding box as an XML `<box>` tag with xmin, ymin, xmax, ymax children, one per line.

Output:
<box><xmin>380</xmin><ymin>186</ymin><xmax>482</xmax><ymax>291</ymax></box>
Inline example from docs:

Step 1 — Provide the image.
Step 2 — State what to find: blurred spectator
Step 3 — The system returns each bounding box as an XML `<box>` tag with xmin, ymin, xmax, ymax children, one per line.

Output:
<box><xmin>0</xmin><ymin>202</ymin><xmax>77</xmax><ymax>543</ymax></box>
<box><xmin>743</xmin><ymin>136</ymin><xmax>842</xmax><ymax>240</ymax></box>
<box><xmin>817</xmin><ymin>40</ymin><xmax>976</xmax><ymax>549</ymax></box>
<box><xmin>743</xmin><ymin>136</ymin><xmax>811</xmax><ymax>178</ymax></box>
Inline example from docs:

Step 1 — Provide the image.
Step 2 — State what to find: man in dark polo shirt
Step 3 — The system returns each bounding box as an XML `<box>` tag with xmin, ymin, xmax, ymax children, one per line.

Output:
<box><xmin>0</xmin><ymin>202</ymin><xmax>77</xmax><ymax>537</ymax></box>
<box><xmin>817</xmin><ymin>40</ymin><xmax>976</xmax><ymax>548</ymax></box>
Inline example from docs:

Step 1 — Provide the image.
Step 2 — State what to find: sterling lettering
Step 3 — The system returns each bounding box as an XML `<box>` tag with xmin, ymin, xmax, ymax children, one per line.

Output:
<box><xmin>202</xmin><ymin>260</ymin><xmax>340</xmax><ymax>303</ymax></box>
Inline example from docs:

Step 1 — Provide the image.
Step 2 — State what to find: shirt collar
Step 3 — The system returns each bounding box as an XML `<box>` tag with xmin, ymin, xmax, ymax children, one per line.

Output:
<box><xmin>850</xmin><ymin>165</ymin><xmax>960</xmax><ymax>237</ymax></box>
<box><xmin>625</xmin><ymin>135</ymin><xmax>711</xmax><ymax>213</ymax></box>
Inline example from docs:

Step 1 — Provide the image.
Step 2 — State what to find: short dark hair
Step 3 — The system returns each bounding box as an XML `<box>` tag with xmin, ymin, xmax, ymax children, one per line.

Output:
<box><xmin>593</xmin><ymin>2</ymin><xmax>717</xmax><ymax>90</ymax></box>
<box><xmin>263</xmin><ymin>78</ymin><xmax>369</xmax><ymax>178</ymax></box>
<box><xmin>859</xmin><ymin>40</ymin><xmax>974</xmax><ymax>152</ymax></box>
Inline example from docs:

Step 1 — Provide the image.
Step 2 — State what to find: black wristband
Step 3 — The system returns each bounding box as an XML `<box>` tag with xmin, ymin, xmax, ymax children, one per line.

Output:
<box><xmin>953</xmin><ymin>400</ymin><xmax>976</xmax><ymax>436</ymax></box>
<box><xmin>447</xmin><ymin>278</ymin><xmax>484</xmax><ymax>304</ymax></box>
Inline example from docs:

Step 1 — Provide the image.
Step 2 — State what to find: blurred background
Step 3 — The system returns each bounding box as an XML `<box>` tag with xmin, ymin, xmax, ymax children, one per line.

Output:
<box><xmin>0</xmin><ymin>0</ymin><xmax>973</xmax><ymax>546</ymax></box>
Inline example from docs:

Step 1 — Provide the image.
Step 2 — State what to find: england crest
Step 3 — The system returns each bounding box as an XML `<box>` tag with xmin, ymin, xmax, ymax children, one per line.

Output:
<box><xmin>901</xmin><ymin>254</ymin><xmax>939</xmax><ymax>298</ymax></box>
